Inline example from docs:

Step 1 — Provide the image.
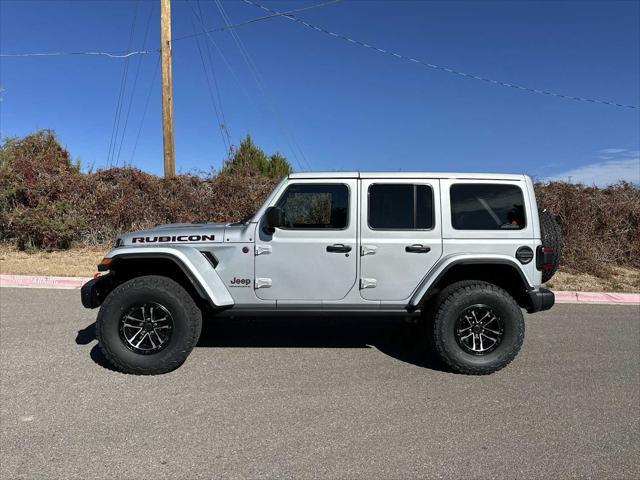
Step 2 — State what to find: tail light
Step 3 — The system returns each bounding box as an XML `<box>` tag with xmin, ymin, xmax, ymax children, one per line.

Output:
<box><xmin>536</xmin><ymin>246</ymin><xmax>554</xmax><ymax>271</ymax></box>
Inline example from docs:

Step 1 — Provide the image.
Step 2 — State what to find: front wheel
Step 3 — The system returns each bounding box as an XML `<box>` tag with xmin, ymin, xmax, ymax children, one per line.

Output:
<box><xmin>96</xmin><ymin>275</ymin><xmax>202</xmax><ymax>375</ymax></box>
<box><xmin>432</xmin><ymin>281</ymin><xmax>524</xmax><ymax>375</ymax></box>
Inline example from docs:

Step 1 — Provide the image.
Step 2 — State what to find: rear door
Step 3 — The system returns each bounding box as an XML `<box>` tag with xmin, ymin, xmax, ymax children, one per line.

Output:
<box><xmin>359</xmin><ymin>179</ymin><xmax>442</xmax><ymax>301</ymax></box>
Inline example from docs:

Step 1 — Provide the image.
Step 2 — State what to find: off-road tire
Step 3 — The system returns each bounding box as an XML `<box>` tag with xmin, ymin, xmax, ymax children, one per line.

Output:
<box><xmin>96</xmin><ymin>275</ymin><xmax>202</xmax><ymax>375</ymax></box>
<box><xmin>432</xmin><ymin>280</ymin><xmax>524</xmax><ymax>375</ymax></box>
<box><xmin>539</xmin><ymin>210</ymin><xmax>562</xmax><ymax>282</ymax></box>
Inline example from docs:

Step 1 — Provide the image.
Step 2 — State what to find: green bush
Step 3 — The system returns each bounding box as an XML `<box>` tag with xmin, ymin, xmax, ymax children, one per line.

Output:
<box><xmin>221</xmin><ymin>135</ymin><xmax>292</xmax><ymax>178</ymax></box>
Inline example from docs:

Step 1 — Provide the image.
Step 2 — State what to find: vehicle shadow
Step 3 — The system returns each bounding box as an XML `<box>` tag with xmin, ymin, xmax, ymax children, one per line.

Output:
<box><xmin>76</xmin><ymin>315</ymin><xmax>448</xmax><ymax>373</ymax></box>
<box><xmin>75</xmin><ymin>323</ymin><xmax>119</xmax><ymax>372</ymax></box>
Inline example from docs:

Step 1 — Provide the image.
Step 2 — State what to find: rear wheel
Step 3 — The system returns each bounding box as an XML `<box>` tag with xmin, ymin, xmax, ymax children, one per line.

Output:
<box><xmin>432</xmin><ymin>281</ymin><xmax>524</xmax><ymax>375</ymax></box>
<box><xmin>96</xmin><ymin>275</ymin><xmax>202</xmax><ymax>375</ymax></box>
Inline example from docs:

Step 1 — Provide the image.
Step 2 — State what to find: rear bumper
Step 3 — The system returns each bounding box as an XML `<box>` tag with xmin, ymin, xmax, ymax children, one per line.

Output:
<box><xmin>527</xmin><ymin>288</ymin><xmax>555</xmax><ymax>313</ymax></box>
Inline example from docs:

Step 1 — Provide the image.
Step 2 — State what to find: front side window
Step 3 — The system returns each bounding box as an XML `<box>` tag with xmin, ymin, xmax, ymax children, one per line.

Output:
<box><xmin>368</xmin><ymin>184</ymin><xmax>434</xmax><ymax>229</ymax></box>
<box><xmin>276</xmin><ymin>184</ymin><xmax>349</xmax><ymax>229</ymax></box>
<box><xmin>450</xmin><ymin>183</ymin><xmax>526</xmax><ymax>230</ymax></box>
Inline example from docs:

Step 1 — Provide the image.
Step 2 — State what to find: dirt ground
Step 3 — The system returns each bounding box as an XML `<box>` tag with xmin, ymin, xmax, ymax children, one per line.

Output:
<box><xmin>544</xmin><ymin>267</ymin><xmax>639</xmax><ymax>293</ymax></box>
<box><xmin>0</xmin><ymin>244</ymin><xmax>105</xmax><ymax>277</ymax></box>
<box><xmin>0</xmin><ymin>243</ymin><xmax>638</xmax><ymax>292</ymax></box>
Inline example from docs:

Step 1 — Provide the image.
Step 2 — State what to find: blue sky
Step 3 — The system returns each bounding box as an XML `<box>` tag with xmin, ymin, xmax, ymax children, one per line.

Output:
<box><xmin>1</xmin><ymin>0</ymin><xmax>639</xmax><ymax>185</ymax></box>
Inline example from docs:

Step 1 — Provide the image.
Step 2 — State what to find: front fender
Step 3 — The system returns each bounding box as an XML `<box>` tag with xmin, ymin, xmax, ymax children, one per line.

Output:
<box><xmin>104</xmin><ymin>245</ymin><xmax>234</xmax><ymax>307</ymax></box>
<box><xmin>408</xmin><ymin>254</ymin><xmax>533</xmax><ymax>310</ymax></box>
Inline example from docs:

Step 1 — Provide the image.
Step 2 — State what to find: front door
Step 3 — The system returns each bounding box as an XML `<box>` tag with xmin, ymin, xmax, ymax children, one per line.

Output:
<box><xmin>359</xmin><ymin>179</ymin><xmax>443</xmax><ymax>301</ymax></box>
<box><xmin>254</xmin><ymin>179</ymin><xmax>358</xmax><ymax>301</ymax></box>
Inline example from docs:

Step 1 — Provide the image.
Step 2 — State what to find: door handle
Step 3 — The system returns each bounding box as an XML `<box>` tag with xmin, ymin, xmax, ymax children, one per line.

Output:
<box><xmin>327</xmin><ymin>244</ymin><xmax>352</xmax><ymax>253</ymax></box>
<box><xmin>405</xmin><ymin>244</ymin><xmax>431</xmax><ymax>253</ymax></box>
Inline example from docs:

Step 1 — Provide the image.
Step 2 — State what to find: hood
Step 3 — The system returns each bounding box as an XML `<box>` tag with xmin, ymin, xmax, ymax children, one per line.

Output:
<box><xmin>118</xmin><ymin>222</ymin><xmax>226</xmax><ymax>246</ymax></box>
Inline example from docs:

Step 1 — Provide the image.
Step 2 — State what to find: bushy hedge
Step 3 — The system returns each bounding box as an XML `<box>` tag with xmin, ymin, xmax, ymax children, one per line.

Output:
<box><xmin>1</xmin><ymin>130</ymin><xmax>638</xmax><ymax>276</ymax></box>
<box><xmin>534</xmin><ymin>181</ymin><xmax>639</xmax><ymax>275</ymax></box>
<box><xmin>0</xmin><ymin>130</ymin><xmax>278</xmax><ymax>248</ymax></box>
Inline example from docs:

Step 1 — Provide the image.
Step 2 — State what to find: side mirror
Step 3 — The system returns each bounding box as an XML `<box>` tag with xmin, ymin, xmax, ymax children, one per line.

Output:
<box><xmin>263</xmin><ymin>206</ymin><xmax>285</xmax><ymax>234</ymax></box>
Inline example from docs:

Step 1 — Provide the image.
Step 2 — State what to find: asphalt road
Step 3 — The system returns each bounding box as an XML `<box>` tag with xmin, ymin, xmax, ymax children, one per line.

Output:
<box><xmin>1</xmin><ymin>288</ymin><xmax>639</xmax><ymax>479</ymax></box>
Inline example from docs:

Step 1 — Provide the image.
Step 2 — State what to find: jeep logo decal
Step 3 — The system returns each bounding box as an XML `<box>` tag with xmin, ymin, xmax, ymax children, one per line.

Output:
<box><xmin>229</xmin><ymin>277</ymin><xmax>251</xmax><ymax>287</ymax></box>
<box><xmin>132</xmin><ymin>234</ymin><xmax>215</xmax><ymax>243</ymax></box>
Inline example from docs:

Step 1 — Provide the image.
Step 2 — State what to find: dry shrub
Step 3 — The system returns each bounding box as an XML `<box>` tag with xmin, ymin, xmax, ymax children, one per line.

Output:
<box><xmin>0</xmin><ymin>130</ymin><xmax>85</xmax><ymax>249</ymax></box>
<box><xmin>2</xmin><ymin>130</ymin><xmax>639</xmax><ymax>278</ymax></box>
<box><xmin>1</xmin><ymin>130</ymin><xmax>278</xmax><ymax>248</ymax></box>
<box><xmin>57</xmin><ymin>165</ymin><xmax>279</xmax><ymax>245</ymax></box>
<box><xmin>535</xmin><ymin>181</ymin><xmax>640</xmax><ymax>276</ymax></box>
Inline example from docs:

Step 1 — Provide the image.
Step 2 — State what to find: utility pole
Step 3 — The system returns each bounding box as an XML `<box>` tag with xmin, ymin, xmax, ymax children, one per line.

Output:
<box><xmin>160</xmin><ymin>0</ymin><xmax>175</xmax><ymax>177</ymax></box>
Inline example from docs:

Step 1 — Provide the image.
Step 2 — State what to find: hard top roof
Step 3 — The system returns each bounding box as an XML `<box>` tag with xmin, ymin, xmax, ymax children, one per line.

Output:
<box><xmin>288</xmin><ymin>171</ymin><xmax>526</xmax><ymax>181</ymax></box>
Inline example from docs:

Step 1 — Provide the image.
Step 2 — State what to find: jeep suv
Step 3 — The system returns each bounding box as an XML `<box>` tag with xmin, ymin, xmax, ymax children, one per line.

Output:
<box><xmin>82</xmin><ymin>172</ymin><xmax>559</xmax><ymax>375</ymax></box>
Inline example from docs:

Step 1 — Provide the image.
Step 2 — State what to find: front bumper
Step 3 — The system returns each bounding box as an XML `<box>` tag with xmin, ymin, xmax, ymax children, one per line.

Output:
<box><xmin>80</xmin><ymin>274</ymin><xmax>114</xmax><ymax>309</ymax></box>
<box><xmin>527</xmin><ymin>287</ymin><xmax>555</xmax><ymax>313</ymax></box>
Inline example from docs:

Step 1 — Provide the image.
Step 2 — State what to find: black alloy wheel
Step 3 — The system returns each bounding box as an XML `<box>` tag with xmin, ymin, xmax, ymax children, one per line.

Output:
<box><xmin>454</xmin><ymin>304</ymin><xmax>504</xmax><ymax>355</ymax></box>
<box><xmin>119</xmin><ymin>303</ymin><xmax>174</xmax><ymax>355</ymax></box>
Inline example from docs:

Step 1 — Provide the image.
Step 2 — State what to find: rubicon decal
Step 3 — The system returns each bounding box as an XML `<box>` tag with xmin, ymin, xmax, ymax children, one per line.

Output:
<box><xmin>132</xmin><ymin>234</ymin><xmax>215</xmax><ymax>243</ymax></box>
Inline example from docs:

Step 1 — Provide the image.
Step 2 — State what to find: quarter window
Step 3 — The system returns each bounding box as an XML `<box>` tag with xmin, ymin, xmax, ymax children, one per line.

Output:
<box><xmin>368</xmin><ymin>184</ymin><xmax>434</xmax><ymax>229</ymax></box>
<box><xmin>450</xmin><ymin>183</ymin><xmax>526</xmax><ymax>230</ymax></box>
<box><xmin>276</xmin><ymin>184</ymin><xmax>349</xmax><ymax>229</ymax></box>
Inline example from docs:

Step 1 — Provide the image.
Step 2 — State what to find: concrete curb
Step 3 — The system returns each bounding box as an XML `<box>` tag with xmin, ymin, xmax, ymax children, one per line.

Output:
<box><xmin>1</xmin><ymin>274</ymin><xmax>639</xmax><ymax>305</ymax></box>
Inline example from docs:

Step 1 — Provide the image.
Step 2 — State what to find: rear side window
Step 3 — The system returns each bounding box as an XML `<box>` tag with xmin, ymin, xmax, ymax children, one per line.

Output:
<box><xmin>450</xmin><ymin>183</ymin><xmax>526</xmax><ymax>230</ymax></box>
<box><xmin>276</xmin><ymin>183</ymin><xmax>349</xmax><ymax>229</ymax></box>
<box><xmin>368</xmin><ymin>184</ymin><xmax>434</xmax><ymax>229</ymax></box>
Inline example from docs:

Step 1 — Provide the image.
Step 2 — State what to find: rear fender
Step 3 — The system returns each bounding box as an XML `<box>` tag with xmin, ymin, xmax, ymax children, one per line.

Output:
<box><xmin>408</xmin><ymin>254</ymin><xmax>533</xmax><ymax>311</ymax></box>
<box><xmin>105</xmin><ymin>245</ymin><xmax>234</xmax><ymax>307</ymax></box>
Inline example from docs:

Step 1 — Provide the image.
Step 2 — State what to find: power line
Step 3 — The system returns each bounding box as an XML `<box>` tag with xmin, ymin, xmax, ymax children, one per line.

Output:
<box><xmin>107</xmin><ymin>0</ymin><xmax>141</xmax><ymax>167</ymax></box>
<box><xmin>180</xmin><ymin>0</ymin><xmax>253</xmax><ymax>107</ymax></box>
<box><xmin>1</xmin><ymin>0</ymin><xmax>340</xmax><ymax>59</ymax></box>
<box><xmin>215</xmin><ymin>0</ymin><xmax>306</xmax><ymax>169</ymax></box>
<box><xmin>190</xmin><ymin>6</ymin><xmax>231</xmax><ymax>153</ymax></box>
<box><xmin>0</xmin><ymin>50</ymin><xmax>149</xmax><ymax>58</ymax></box>
<box><xmin>130</xmin><ymin>55</ymin><xmax>161</xmax><ymax>165</ymax></box>
<box><xmin>171</xmin><ymin>0</ymin><xmax>341</xmax><ymax>43</ymax></box>
<box><xmin>0</xmin><ymin>1</ymin><xmax>334</xmax><ymax>59</ymax></box>
<box><xmin>188</xmin><ymin>0</ymin><xmax>232</xmax><ymax>152</ymax></box>
<box><xmin>215</xmin><ymin>0</ymin><xmax>311</xmax><ymax>171</ymax></box>
<box><xmin>115</xmin><ymin>0</ymin><xmax>156</xmax><ymax>166</ymax></box>
<box><xmin>197</xmin><ymin>0</ymin><xmax>231</xmax><ymax>147</ymax></box>
<box><xmin>243</xmin><ymin>0</ymin><xmax>639</xmax><ymax>110</ymax></box>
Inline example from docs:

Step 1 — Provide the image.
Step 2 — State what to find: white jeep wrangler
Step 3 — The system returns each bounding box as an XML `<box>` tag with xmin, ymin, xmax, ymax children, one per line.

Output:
<box><xmin>82</xmin><ymin>172</ymin><xmax>559</xmax><ymax>375</ymax></box>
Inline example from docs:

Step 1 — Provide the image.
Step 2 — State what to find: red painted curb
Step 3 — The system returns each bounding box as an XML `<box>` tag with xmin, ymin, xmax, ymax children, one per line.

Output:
<box><xmin>576</xmin><ymin>291</ymin><xmax>639</xmax><ymax>304</ymax></box>
<box><xmin>1</xmin><ymin>274</ymin><xmax>639</xmax><ymax>305</ymax></box>
<box><xmin>0</xmin><ymin>274</ymin><xmax>89</xmax><ymax>289</ymax></box>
